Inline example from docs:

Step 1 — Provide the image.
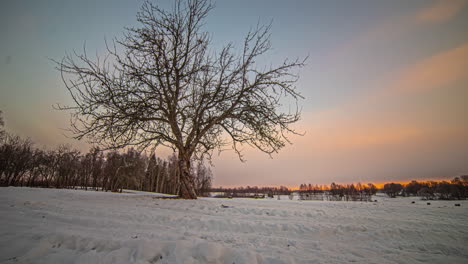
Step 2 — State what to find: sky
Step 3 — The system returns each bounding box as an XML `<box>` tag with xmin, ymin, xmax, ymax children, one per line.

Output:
<box><xmin>1</xmin><ymin>0</ymin><xmax>467</xmax><ymax>187</ymax></box>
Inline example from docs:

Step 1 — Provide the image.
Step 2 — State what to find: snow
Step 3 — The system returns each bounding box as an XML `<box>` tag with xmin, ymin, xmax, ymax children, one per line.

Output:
<box><xmin>1</xmin><ymin>187</ymin><xmax>467</xmax><ymax>263</ymax></box>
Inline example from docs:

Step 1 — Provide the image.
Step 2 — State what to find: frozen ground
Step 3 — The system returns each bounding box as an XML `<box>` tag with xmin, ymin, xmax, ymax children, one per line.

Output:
<box><xmin>0</xmin><ymin>187</ymin><xmax>467</xmax><ymax>264</ymax></box>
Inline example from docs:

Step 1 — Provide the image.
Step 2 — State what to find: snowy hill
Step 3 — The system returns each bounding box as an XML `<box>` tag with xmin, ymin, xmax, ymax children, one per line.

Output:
<box><xmin>0</xmin><ymin>187</ymin><xmax>467</xmax><ymax>263</ymax></box>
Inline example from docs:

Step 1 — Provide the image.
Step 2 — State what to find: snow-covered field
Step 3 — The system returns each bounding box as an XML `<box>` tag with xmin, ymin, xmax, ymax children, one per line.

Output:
<box><xmin>1</xmin><ymin>187</ymin><xmax>467</xmax><ymax>264</ymax></box>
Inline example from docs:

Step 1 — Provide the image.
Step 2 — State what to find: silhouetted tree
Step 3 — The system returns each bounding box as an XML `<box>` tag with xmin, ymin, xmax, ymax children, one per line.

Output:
<box><xmin>436</xmin><ymin>181</ymin><xmax>452</xmax><ymax>200</ymax></box>
<box><xmin>193</xmin><ymin>161</ymin><xmax>212</xmax><ymax>197</ymax></box>
<box><xmin>460</xmin><ymin>175</ymin><xmax>468</xmax><ymax>184</ymax></box>
<box><xmin>25</xmin><ymin>149</ymin><xmax>46</xmax><ymax>187</ymax></box>
<box><xmin>403</xmin><ymin>180</ymin><xmax>423</xmax><ymax>196</ymax></box>
<box><xmin>52</xmin><ymin>145</ymin><xmax>81</xmax><ymax>189</ymax></box>
<box><xmin>0</xmin><ymin>134</ymin><xmax>34</xmax><ymax>186</ymax></box>
<box><xmin>450</xmin><ymin>177</ymin><xmax>467</xmax><ymax>200</ymax></box>
<box><xmin>167</xmin><ymin>154</ymin><xmax>181</xmax><ymax>194</ymax></box>
<box><xmin>367</xmin><ymin>183</ymin><xmax>378</xmax><ymax>196</ymax></box>
<box><xmin>55</xmin><ymin>0</ymin><xmax>304</xmax><ymax>198</ymax></box>
<box><xmin>418</xmin><ymin>186</ymin><xmax>434</xmax><ymax>200</ymax></box>
<box><xmin>383</xmin><ymin>183</ymin><xmax>403</xmax><ymax>198</ymax></box>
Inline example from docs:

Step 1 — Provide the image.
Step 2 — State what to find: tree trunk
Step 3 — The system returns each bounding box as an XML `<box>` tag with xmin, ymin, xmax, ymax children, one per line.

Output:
<box><xmin>178</xmin><ymin>153</ymin><xmax>197</xmax><ymax>199</ymax></box>
<box><xmin>180</xmin><ymin>171</ymin><xmax>197</xmax><ymax>199</ymax></box>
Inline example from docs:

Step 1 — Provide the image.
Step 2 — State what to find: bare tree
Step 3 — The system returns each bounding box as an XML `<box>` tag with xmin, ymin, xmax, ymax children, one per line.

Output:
<box><xmin>0</xmin><ymin>134</ymin><xmax>34</xmax><ymax>186</ymax></box>
<box><xmin>56</xmin><ymin>0</ymin><xmax>304</xmax><ymax>198</ymax></box>
<box><xmin>193</xmin><ymin>161</ymin><xmax>212</xmax><ymax>197</ymax></box>
<box><xmin>383</xmin><ymin>183</ymin><xmax>403</xmax><ymax>198</ymax></box>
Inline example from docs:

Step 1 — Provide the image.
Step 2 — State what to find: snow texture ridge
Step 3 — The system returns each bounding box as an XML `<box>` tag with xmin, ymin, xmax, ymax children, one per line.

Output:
<box><xmin>0</xmin><ymin>187</ymin><xmax>467</xmax><ymax>263</ymax></box>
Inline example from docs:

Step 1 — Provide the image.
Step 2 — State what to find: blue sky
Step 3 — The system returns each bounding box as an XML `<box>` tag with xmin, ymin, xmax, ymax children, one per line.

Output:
<box><xmin>1</xmin><ymin>0</ymin><xmax>467</xmax><ymax>187</ymax></box>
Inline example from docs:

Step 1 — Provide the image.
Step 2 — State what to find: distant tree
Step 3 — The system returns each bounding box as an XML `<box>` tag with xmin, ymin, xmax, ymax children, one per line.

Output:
<box><xmin>25</xmin><ymin>149</ymin><xmax>46</xmax><ymax>187</ymax></box>
<box><xmin>0</xmin><ymin>134</ymin><xmax>34</xmax><ymax>186</ymax></box>
<box><xmin>404</xmin><ymin>180</ymin><xmax>423</xmax><ymax>196</ymax></box>
<box><xmin>53</xmin><ymin>145</ymin><xmax>81</xmax><ymax>189</ymax></box>
<box><xmin>87</xmin><ymin>147</ymin><xmax>104</xmax><ymax>190</ymax></box>
<box><xmin>120</xmin><ymin>148</ymin><xmax>147</xmax><ymax>191</ymax></box>
<box><xmin>101</xmin><ymin>150</ymin><xmax>140</xmax><ymax>193</ymax></box>
<box><xmin>448</xmin><ymin>177</ymin><xmax>467</xmax><ymax>200</ymax></box>
<box><xmin>367</xmin><ymin>183</ymin><xmax>378</xmax><ymax>196</ymax></box>
<box><xmin>383</xmin><ymin>183</ymin><xmax>403</xmax><ymax>198</ymax></box>
<box><xmin>460</xmin><ymin>175</ymin><xmax>468</xmax><ymax>184</ymax></box>
<box><xmin>436</xmin><ymin>181</ymin><xmax>452</xmax><ymax>200</ymax></box>
<box><xmin>55</xmin><ymin>0</ymin><xmax>304</xmax><ymax>198</ymax></box>
<box><xmin>167</xmin><ymin>154</ymin><xmax>181</xmax><ymax>195</ymax></box>
<box><xmin>418</xmin><ymin>187</ymin><xmax>434</xmax><ymax>200</ymax></box>
<box><xmin>80</xmin><ymin>150</ymin><xmax>95</xmax><ymax>190</ymax></box>
<box><xmin>193</xmin><ymin>161</ymin><xmax>212</xmax><ymax>197</ymax></box>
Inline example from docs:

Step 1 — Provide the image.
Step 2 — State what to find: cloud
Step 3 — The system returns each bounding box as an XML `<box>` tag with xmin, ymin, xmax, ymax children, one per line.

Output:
<box><xmin>325</xmin><ymin>0</ymin><xmax>466</xmax><ymax>65</ymax></box>
<box><xmin>296</xmin><ymin>110</ymin><xmax>436</xmax><ymax>154</ymax></box>
<box><xmin>388</xmin><ymin>42</ymin><xmax>468</xmax><ymax>93</ymax></box>
<box><xmin>415</xmin><ymin>0</ymin><xmax>467</xmax><ymax>24</ymax></box>
<box><xmin>310</xmin><ymin>125</ymin><xmax>423</xmax><ymax>151</ymax></box>
<box><xmin>290</xmin><ymin>41</ymin><xmax>468</xmax><ymax>155</ymax></box>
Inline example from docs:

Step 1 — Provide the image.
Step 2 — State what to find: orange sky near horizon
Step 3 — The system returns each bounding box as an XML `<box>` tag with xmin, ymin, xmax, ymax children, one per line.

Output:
<box><xmin>215</xmin><ymin>178</ymin><xmax>457</xmax><ymax>190</ymax></box>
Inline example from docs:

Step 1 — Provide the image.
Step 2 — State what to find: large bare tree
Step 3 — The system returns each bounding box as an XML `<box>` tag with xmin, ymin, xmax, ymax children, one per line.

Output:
<box><xmin>56</xmin><ymin>0</ymin><xmax>304</xmax><ymax>199</ymax></box>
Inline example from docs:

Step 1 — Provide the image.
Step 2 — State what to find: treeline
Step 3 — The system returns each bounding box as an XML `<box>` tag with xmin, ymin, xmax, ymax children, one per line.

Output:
<box><xmin>383</xmin><ymin>178</ymin><xmax>468</xmax><ymax>200</ymax></box>
<box><xmin>298</xmin><ymin>183</ymin><xmax>378</xmax><ymax>202</ymax></box>
<box><xmin>0</xmin><ymin>133</ymin><xmax>213</xmax><ymax>196</ymax></box>
<box><xmin>211</xmin><ymin>186</ymin><xmax>291</xmax><ymax>198</ymax></box>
